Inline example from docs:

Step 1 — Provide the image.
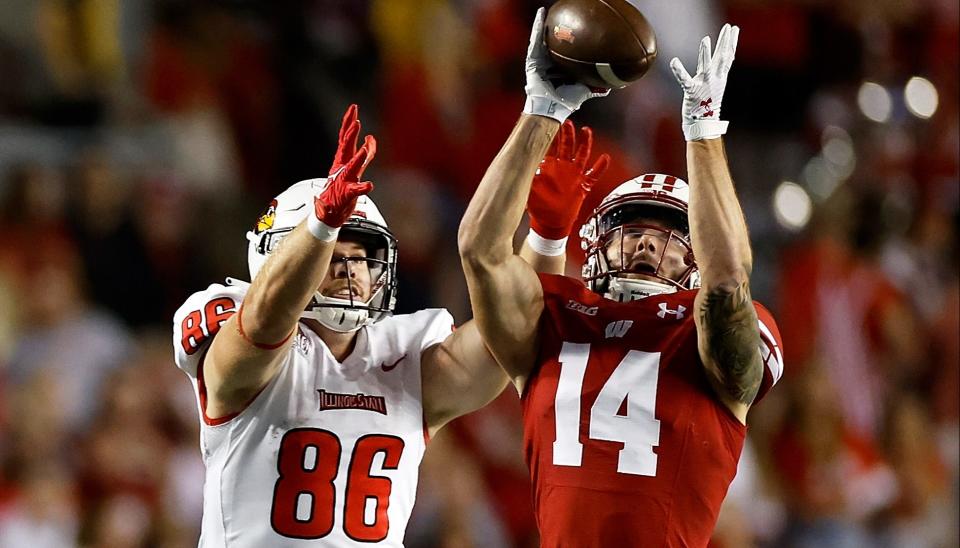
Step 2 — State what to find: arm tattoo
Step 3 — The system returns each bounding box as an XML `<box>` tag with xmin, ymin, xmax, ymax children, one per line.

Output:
<box><xmin>698</xmin><ymin>281</ymin><xmax>763</xmax><ymax>404</ymax></box>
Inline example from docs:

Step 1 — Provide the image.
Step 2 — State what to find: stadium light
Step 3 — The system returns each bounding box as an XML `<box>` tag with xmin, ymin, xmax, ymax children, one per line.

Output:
<box><xmin>857</xmin><ymin>82</ymin><xmax>892</xmax><ymax>123</ymax></box>
<box><xmin>821</xmin><ymin>126</ymin><xmax>856</xmax><ymax>179</ymax></box>
<box><xmin>773</xmin><ymin>181</ymin><xmax>812</xmax><ymax>231</ymax></box>
<box><xmin>904</xmin><ymin>76</ymin><xmax>938</xmax><ymax>119</ymax></box>
<box><xmin>802</xmin><ymin>156</ymin><xmax>840</xmax><ymax>201</ymax></box>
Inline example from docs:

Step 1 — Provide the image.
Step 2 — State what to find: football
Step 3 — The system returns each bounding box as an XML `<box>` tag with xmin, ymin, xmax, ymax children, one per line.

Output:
<box><xmin>544</xmin><ymin>0</ymin><xmax>658</xmax><ymax>89</ymax></box>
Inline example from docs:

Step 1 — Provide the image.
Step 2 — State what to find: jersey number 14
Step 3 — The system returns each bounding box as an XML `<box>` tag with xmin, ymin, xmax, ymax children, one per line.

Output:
<box><xmin>552</xmin><ymin>342</ymin><xmax>662</xmax><ymax>476</ymax></box>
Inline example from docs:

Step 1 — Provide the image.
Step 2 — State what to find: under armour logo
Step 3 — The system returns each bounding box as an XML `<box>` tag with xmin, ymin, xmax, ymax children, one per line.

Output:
<box><xmin>699</xmin><ymin>98</ymin><xmax>715</xmax><ymax>118</ymax></box>
<box><xmin>657</xmin><ymin>303</ymin><xmax>686</xmax><ymax>319</ymax></box>
<box><xmin>605</xmin><ymin>320</ymin><xmax>634</xmax><ymax>338</ymax></box>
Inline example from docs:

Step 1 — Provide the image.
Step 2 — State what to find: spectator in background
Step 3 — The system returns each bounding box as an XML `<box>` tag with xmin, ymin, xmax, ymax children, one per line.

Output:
<box><xmin>773</xmin><ymin>364</ymin><xmax>896</xmax><ymax>547</ymax></box>
<box><xmin>78</xmin><ymin>354</ymin><xmax>181</xmax><ymax>546</ymax></box>
<box><xmin>5</xmin><ymin>236</ymin><xmax>132</xmax><ymax>430</ymax></box>
<box><xmin>0</xmin><ymin>163</ymin><xmax>69</xmax><ymax>364</ymax></box>
<box><xmin>778</xmin><ymin>187</ymin><xmax>924</xmax><ymax>443</ymax></box>
<box><xmin>67</xmin><ymin>152</ymin><xmax>213</xmax><ymax>328</ymax></box>
<box><xmin>445</xmin><ymin>393</ymin><xmax>539</xmax><ymax>547</ymax></box>
<box><xmin>877</xmin><ymin>393</ymin><xmax>955</xmax><ymax>548</ymax></box>
<box><xmin>144</xmin><ymin>1</ymin><xmax>272</xmax><ymax>197</ymax></box>
<box><xmin>34</xmin><ymin>0</ymin><xmax>126</xmax><ymax>126</ymax></box>
<box><xmin>407</xmin><ymin>431</ymin><xmax>514</xmax><ymax>548</ymax></box>
<box><xmin>0</xmin><ymin>462</ymin><xmax>77</xmax><ymax>548</ymax></box>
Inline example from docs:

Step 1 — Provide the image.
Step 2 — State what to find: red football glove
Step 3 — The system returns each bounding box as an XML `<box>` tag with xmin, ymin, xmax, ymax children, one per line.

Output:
<box><xmin>314</xmin><ymin>104</ymin><xmax>377</xmax><ymax>228</ymax></box>
<box><xmin>527</xmin><ymin>120</ymin><xmax>610</xmax><ymax>240</ymax></box>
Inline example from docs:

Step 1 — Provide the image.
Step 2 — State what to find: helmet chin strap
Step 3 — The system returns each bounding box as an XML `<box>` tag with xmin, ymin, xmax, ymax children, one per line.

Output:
<box><xmin>606</xmin><ymin>276</ymin><xmax>677</xmax><ymax>302</ymax></box>
<box><xmin>302</xmin><ymin>294</ymin><xmax>371</xmax><ymax>333</ymax></box>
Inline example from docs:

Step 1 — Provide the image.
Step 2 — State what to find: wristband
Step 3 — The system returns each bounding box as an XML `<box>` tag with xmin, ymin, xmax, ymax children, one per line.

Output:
<box><xmin>523</xmin><ymin>96</ymin><xmax>575</xmax><ymax>124</ymax></box>
<box><xmin>526</xmin><ymin>229</ymin><xmax>567</xmax><ymax>257</ymax></box>
<box><xmin>682</xmin><ymin>120</ymin><xmax>729</xmax><ymax>142</ymax></box>
<box><xmin>307</xmin><ymin>214</ymin><xmax>341</xmax><ymax>242</ymax></box>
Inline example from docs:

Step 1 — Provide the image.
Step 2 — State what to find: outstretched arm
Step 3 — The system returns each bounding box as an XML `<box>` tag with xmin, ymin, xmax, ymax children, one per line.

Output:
<box><xmin>671</xmin><ymin>25</ymin><xmax>762</xmax><ymax>423</ymax></box>
<box><xmin>458</xmin><ymin>115</ymin><xmax>557</xmax><ymax>389</ymax></box>
<box><xmin>458</xmin><ymin>8</ymin><xmax>608</xmax><ymax>391</ymax></box>
<box><xmin>424</xmin><ymin>123</ymin><xmax>608</xmax><ymax>433</ymax></box>
<box><xmin>204</xmin><ymin>105</ymin><xmax>377</xmax><ymax>418</ymax></box>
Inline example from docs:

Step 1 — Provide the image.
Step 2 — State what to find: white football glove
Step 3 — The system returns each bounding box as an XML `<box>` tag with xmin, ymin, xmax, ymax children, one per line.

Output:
<box><xmin>670</xmin><ymin>24</ymin><xmax>740</xmax><ymax>141</ymax></box>
<box><xmin>523</xmin><ymin>7</ymin><xmax>610</xmax><ymax>123</ymax></box>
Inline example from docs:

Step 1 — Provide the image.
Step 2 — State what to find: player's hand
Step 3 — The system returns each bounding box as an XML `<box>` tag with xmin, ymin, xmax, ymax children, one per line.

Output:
<box><xmin>528</xmin><ymin>120</ymin><xmax>609</xmax><ymax>240</ymax></box>
<box><xmin>523</xmin><ymin>7</ymin><xmax>610</xmax><ymax>123</ymax></box>
<box><xmin>313</xmin><ymin>104</ymin><xmax>377</xmax><ymax>235</ymax></box>
<box><xmin>669</xmin><ymin>23</ymin><xmax>739</xmax><ymax>141</ymax></box>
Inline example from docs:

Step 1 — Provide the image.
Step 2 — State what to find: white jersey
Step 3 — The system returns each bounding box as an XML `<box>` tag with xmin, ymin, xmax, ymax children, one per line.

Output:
<box><xmin>172</xmin><ymin>281</ymin><xmax>454</xmax><ymax>547</ymax></box>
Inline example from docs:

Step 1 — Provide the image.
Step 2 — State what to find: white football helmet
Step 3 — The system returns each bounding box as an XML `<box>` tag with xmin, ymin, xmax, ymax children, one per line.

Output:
<box><xmin>580</xmin><ymin>173</ymin><xmax>700</xmax><ymax>301</ymax></box>
<box><xmin>246</xmin><ymin>179</ymin><xmax>398</xmax><ymax>332</ymax></box>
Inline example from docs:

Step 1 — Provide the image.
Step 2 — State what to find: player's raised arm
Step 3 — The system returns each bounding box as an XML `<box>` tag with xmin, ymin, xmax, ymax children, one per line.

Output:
<box><xmin>203</xmin><ymin>105</ymin><xmax>377</xmax><ymax>418</ymax></box>
<box><xmin>458</xmin><ymin>8</ymin><xmax>607</xmax><ymax>389</ymax></box>
<box><xmin>424</xmin><ymin>122</ymin><xmax>606</xmax><ymax>432</ymax></box>
<box><xmin>670</xmin><ymin>25</ymin><xmax>762</xmax><ymax>422</ymax></box>
<box><xmin>424</xmin><ymin>143</ymin><xmax>606</xmax><ymax>432</ymax></box>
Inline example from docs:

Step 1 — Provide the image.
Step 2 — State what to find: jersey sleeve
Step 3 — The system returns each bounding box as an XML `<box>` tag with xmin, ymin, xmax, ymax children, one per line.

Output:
<box><xmin>753</xmin><ymin>302</ymin><xmax>784</xmax><ymax>404</ymax></box>
<box><xmin>411</xmin><ymin>308</ymin><xmax>456</xmax><ymax>355</ymax></box>
<box><xmin>172</xmin><ymin>282</ymin><xmax>248</xmax><ymax>378</ymax></box>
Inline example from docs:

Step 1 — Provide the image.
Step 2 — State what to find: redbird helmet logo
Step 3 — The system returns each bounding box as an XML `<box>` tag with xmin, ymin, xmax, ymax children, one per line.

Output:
<box><xmin>554</xmin><ymin>25</ymin><xmax>575</xmax><ymax>44</ymax></box>
<box><xmin>254</xmin><ymin>199</ymin><xmax>278</xmax><ymax>234</ymax></box>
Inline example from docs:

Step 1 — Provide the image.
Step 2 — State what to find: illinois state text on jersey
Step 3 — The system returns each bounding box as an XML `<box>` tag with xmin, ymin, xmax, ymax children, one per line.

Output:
<box><xmin>173</xmin><ymin>282</ymin><xmax>453</xmax><ymax>548</ymax></box>
<box><xmin>522</xmin><ymin>274</ymin><xmax>783</xmax><ymax>548</ymax></box>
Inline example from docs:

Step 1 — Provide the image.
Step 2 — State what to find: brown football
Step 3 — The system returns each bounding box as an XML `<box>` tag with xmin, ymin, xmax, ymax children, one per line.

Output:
<box><xmin>545</xmin><ymin>0</ymin><xmax>657</xmax><ymax>89</ymax></box>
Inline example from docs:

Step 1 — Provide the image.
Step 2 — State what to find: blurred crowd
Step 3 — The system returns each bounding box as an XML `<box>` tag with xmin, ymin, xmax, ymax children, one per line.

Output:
<box><xmin>0</xmin><ymin>1</ymin><xmax>956</xmax><ymax>547</ymax></box>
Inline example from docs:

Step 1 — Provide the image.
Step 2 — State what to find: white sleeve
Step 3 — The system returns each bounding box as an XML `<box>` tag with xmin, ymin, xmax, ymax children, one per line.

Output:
<box><xmin>171</xmin><ymin>282</ymin><xmax>248</xmax><ymax>378</ymax></box>
<box><xmin>412</xmin><ymin>308</ymin><xmax>456</xmax><ymax>355</ymax></box>
<box><xmin>753</xmin><ymin>302</ymin><xmax>784</xmax><ymax>403</ymax></box>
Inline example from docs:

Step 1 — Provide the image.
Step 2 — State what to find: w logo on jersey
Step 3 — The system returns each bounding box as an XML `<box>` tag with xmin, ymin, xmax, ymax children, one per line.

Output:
<box><xmin>605</xmin><ymin>320</ymin><xmax>634</xmax><ymax>339</ymax></box>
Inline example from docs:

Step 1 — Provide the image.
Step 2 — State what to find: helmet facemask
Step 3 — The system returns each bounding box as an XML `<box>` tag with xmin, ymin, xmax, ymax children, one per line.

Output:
<box><xmin>303</xmin><ymin>221</ymin><xmax>398</xmax><ymax>332</ymax></box>
<box><xmin>245</xmin><ymin>179</ymin><xmax>398</xmax><ymax>333</ymax></box>
<box><xmin>582</xmin><ymin>200</ymin><xmax>699</xmax><ymax>301</ymax></box>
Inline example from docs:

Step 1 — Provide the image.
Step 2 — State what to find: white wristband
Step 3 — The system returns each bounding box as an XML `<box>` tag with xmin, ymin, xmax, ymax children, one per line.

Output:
<box><xmin>682</xmin><ymin>120</ymin><xmax>729</xmax><ymax>141</ymax></box>
<box><xmin>526</xmin><ymin>229</ymin><xmax>567</xmax><ymax>257</ymax></box>
<box><xmin>523</xmin><ymin>96</ymin><xmax>575</xmax><ymax>123</ymax></box>
<box><xmin>307</xmin><ymin>214</ymin><xmax>340</xmax><ymax>242</ymax></box>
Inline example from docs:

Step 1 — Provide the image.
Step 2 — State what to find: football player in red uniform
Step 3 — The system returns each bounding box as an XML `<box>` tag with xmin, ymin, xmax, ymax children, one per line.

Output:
<box><xmin>458</xmin><ymin>11</ymin><xmax>783</xmax><ymax>548</ymax></box>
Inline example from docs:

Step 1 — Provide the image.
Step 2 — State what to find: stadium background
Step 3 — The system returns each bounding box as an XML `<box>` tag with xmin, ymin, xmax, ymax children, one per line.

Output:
<box><xmin>0</xmin><ymin>0</ymin><xmax>956</xmax><ymax>546</ymax></box>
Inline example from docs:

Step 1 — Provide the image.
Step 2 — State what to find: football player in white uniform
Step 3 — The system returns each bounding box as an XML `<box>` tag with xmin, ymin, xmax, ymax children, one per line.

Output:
<box><xmin>172</xmin><ymin>104</ymin><xmax>604</xmax><ymax>547</ymax></box>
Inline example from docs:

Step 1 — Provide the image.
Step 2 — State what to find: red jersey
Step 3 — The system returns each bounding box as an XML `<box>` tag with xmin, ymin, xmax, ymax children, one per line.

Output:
<box><xmin>522</xmin><ymin>274</ymin><xmax>783</xmax><ymax>548</ymax></box>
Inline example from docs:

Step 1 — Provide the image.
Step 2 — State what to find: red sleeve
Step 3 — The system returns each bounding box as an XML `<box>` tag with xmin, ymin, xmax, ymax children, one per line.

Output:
<box><xmin>754</xmin><ymin>301</ymin><xmax>784</xmax><ymax>404</ymax></box>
